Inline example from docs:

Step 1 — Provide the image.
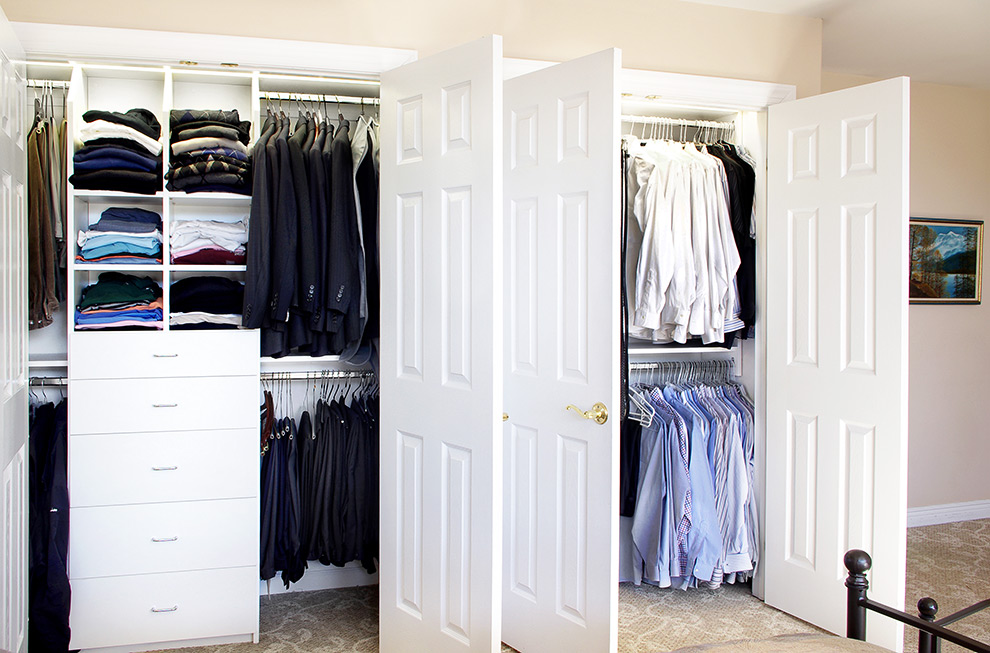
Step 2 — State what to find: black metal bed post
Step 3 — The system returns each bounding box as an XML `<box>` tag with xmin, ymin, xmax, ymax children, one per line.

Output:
<box><xmin>918</xmin><ymin>597</ymin><xmax>941</xmax><ymax>653</ymax></box>
<box><xmin>845</xmin><ymin>549</ymin><xmax>873</xmax><ymax>641</ymax></box>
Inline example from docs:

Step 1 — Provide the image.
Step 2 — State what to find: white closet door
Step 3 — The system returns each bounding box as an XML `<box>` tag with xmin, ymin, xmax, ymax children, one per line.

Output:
<box><xmin>502</xmin><ymin>49</ymin><xmax>621</xmax><ymax>653</ymax></box>
<box><xmin>765</xmin><ymin>78</ymin><xmax>909</xmax><ymax>651</ymax></box>
<box><xmin>0</xmin><ymin>6</ymin><xmax>27</xmax><ymax>653</ymax></box>
<box><xmin>379</xmin><ymin>36</ymin><xmax>504</xmax><ymax>653</ymax></box>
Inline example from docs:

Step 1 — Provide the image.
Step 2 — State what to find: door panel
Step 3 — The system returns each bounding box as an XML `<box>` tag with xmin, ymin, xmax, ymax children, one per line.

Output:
<box><xmin>0</xmin><ymin>5</ymin><xmax>27</xmax><ymax>652</ymax></box>
<box><xmin>765</xmin><ymin>77</ymin><xmax>909</xmax><ymax>651</ymax></box>
<box><xmin>380</xmin><ymin>35</ymin><xmax>503</xmax><ymax>653</ymax></box>
<box><xmin>502</xmin><ymin>49</ymin><xmax>620</xmax><ymax>653</ymax></box>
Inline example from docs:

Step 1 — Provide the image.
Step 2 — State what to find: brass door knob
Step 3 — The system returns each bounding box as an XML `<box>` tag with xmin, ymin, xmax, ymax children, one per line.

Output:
<box><xmin>565</xmin><ymin>402</ymin><xmax>608</xmax><ymax>425</ymax></box>
<box><xmin>503</xmin><ymin>413</ymin><xmax>509</xmax><ymax>422</ymax></box>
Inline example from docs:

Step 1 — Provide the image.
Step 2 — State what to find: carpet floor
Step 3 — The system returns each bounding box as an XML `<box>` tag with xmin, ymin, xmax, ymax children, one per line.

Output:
<box><xmin>154</xmin><ymin>519</ymin><xmax>990</xmax><ymax>652</ymax></box>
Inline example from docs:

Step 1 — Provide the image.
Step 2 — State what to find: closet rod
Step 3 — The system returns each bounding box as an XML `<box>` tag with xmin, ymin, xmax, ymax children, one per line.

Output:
<box><xmin>629</xmin><ymin>359</ymin><xmax>735</xmax><ymax>371</ymax></box>
<box><xmin>26</xmin><ymin>80</ymin><xmax>69</xmax><ymax>89</ymax></box>
<box><xmin>621</xmin><ymin>114</ymin><xmax>735</xmax><ymax>130</ymax></box>
<box><xmin>630</xmin><ymin>357</ymin><xmax>741</xmax><ymax>379</ymax></box>
<box><xmin>260</xmin><ymin>92</ymin><xmax>380</xmax><ymax>106</ymax></box>
<box><xmin>260</xmin><ymin>369</ymin><xmax>375</xmax><ymax>382</ymax></box>
<box><xmin>29</xmin><ymin>376</ymin><xmax>67</xmax><ymax>387</ymax></box>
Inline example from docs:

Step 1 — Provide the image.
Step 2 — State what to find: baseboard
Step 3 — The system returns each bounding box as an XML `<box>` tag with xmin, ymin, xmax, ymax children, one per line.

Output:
<box><xmin>908</xmin><ymin>500</ymin><xmax>990</xmax><ymax>527</ymax></box>
<box><xmin>259</xmin><ymin>560</ymin><xmax>378</xmax><ymax>595</ymax></box>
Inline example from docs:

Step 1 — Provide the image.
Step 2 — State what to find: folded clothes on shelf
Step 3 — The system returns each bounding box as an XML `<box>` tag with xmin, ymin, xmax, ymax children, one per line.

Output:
<box><xmin>76</xmin><ymin>207</ymin><xmax>163</xmax><ymax>264</ymax></box>
<box><xmin>75</xmin><ymin>272</ymin><xmax>163</xmax><ymax>330</ymax></box>
<box><xmin>170</xmin><ymin>217</ymin><xmax>248</xmax><ymax>264</ymax></box>
<box><xmin>70</xmin><ymin>108</ymin><xmax>163</xmax><ymax>194</ymax></box>
<box><xmin>166</xmin><ymin>108</ymin><xmax>251</xmax><ymax>194</ymax></box>
<box><xmin>169</xmin><ymin>275</ymin><xmax>244</xmax><ymax>329</ymax></box>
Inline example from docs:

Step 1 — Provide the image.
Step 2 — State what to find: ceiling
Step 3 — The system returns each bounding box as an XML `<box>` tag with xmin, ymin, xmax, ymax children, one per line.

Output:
<box><xmin>680</xmin><ymin>0</ymin><xmax>990</xmax><ymax>89</ymax></box>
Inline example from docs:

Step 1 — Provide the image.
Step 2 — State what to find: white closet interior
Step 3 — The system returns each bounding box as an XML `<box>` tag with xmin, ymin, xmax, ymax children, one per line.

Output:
<box><xmin>11</xmin><ymin>25</ymin><xmax>910</xmax><ymax>653</ymax></box>
<box><xmin>22</xmin><ymin>43</ymin><xmax>401</xmax><ymax>652</ymax></box>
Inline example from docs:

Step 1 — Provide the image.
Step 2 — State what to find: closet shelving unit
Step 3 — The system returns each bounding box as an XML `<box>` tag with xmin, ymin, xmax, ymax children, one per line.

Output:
<box><xmin>23</xmin><ymin>59</ymin><xmax>379</xmax><ymax>650</ymax></box>
<box><xmin>20</xmin><ymin>54</ymin><xmax>387</xmax><ymax>650</ymax></box>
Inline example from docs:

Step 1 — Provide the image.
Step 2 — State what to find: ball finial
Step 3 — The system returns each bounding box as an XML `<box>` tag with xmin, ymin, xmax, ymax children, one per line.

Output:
<box><xmin>918</xmin><ymin>597</ymin><xmax>939</xmax><ymax>619</ymax></box>
<box><xmin>844</xmin><ymin>549</ymin><xmax>872</xmax><ymax>574</ymax></box>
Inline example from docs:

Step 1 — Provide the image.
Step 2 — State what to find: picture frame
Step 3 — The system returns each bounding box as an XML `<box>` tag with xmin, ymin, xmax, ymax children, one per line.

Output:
<box><xmin>909</xmin><ymin>217</ymin><xmax>983</xmax><ymax>304</ymax></box>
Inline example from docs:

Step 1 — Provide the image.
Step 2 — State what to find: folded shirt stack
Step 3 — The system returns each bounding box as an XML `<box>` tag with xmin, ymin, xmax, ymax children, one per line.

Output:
<box><xmin>69</xmin><ymin>108</ymin><xmax>163</xmax><ymax>195</ymax></box>
<box><xmin>166</xmin><ymin>109</ymin><xmax>252</xmax><ymax>195</ymax></box>
<box><xmin>170</xmin><ymin>217</ymin><xmax>248</xmax><ymax>265</ymax></box>
<box><xmin>170</xmin><ymin>276</ymin><xmax>244</xmax><ymax>329</ymax></box>
<box><xmin>76</xmin><ymin>206</ymin><xmax>163</xmax><ymax>264</ymax></box>
<box><xmin>75</xmin><ymin>272</ymin><xmax>163</xmax><ymax>330</ymax></box>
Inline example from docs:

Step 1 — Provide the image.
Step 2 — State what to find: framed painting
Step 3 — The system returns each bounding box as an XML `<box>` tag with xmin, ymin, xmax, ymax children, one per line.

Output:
<box><xmin>909</xmin><ymin>217</ymin><xmax>983</xmax><ymax>304</ymax></box>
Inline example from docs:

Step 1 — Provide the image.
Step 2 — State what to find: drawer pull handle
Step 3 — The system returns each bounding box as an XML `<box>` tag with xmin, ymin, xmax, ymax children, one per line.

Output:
<box><xmin>151</xmin><ymin>466</ymin><xmax>178</xmax><ymax>472</ymax></box>
<box><xmin>153</xmin><ymin>353</ymin><xmax>179</xmax><ymax>358</ymax></box>
<box><xmin>151</xmin><ymin>605</ymin><xmax>178</xmax><ymax>613</ymax></box>
<box><xmin>152</xmin><ymin>403</ymin><xmax>178</xmax><ymax>408</ymax></box>
<box><xmin>151</xmin><ymin>536</ymin><xmax>179</xmax><ymax>543</ymax></box>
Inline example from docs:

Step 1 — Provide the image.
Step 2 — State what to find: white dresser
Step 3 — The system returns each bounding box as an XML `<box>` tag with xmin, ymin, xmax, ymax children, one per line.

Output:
<box><xmin>66</xmin><ymin>330</ymin><xmax>260</xmax><ymax>650</ymax></box>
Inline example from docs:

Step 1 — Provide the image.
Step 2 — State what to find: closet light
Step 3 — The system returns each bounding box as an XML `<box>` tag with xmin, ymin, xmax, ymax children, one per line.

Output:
<box><xmin>259</xmin><ymin>72</ymin><xmax>380</xmax><ymax>87</ymax></box>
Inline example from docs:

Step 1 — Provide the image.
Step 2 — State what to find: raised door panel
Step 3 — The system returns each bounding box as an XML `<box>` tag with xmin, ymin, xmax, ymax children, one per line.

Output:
<box><xmin>502</xmin><ymin>49</ymin><xmax>620</xmax><ymax>653</ymax></box>
<box><xmin>380</xmin><ymin>35</ymin><xmax>503</xmax><ymax>653</ymax></box>
<box><xmin>765</xmin><ymin>78</ymin><xmax>909</xmax><ymax>651</ymax></box>
<box><xmin>0</xmin><ymin>9</ymin><xmax>27</xmax><ymax>652</ymax></box>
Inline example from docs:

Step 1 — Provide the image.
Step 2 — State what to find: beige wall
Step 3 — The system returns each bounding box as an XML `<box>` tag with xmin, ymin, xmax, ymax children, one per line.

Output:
<box><xmin>824</xmin><ymin>72</ymin><xmax>990</xmax><ymax>509</ymax></box>
<box><xmin>0</xmin><ymin>0</ymin><xmax>822</xmax><ymax>97</ymax></box>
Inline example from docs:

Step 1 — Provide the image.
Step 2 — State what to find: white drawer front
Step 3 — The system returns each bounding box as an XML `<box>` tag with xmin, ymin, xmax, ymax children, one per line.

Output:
<box><xmin>69</xmin><ymin>499</ymin><xmax>258</xmax><ymax>579</ymax></box>
<box><xmin>70</xmin><ymin>330</ymin><xmax>259</xmax><ymax>379</ymax></box>
<box><xmin>69</xmin><ymin>429</ymin><xmax>257</xmax><ymax>507</ymax></box>
<box><xmin>69</xmin><ymin>566</ymin><xmax>257</xmax><ymax>650</ymax></box>
<box><xmin>70</xmin><ymin>376</ymin><xmax>257</xmax><ymax>434</ymax></box>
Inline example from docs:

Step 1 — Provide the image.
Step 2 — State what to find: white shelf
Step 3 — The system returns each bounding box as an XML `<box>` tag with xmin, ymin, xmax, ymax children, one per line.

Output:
<box><xmin>628</xmin><ymin>345</ymin><xmax>733</xmax><ymax>355</ymax></box>
<box><xmin>72</xmin><ymin>189</ymin><xmax>164</xmax><ymax>201</ymax></box>
<box><xmin>167</xmin><ymin>191</ymin><xmax>251</xmax><ymax>203</ymax></box>
<box><xmin>74</xmin><ymin>264</ymin><xmax>163</xmax><ymax>272</ymax></box>
<box><xmin>28</xmin><ymin>357</ymin><xmax>69</xmax><ymax>369</ymax></box>
<box><xmin>169</xmin><ymin>265</ymin><xmax>247</xmax><ymax>272</ymax></box>
<box><xmin>260</xmin><ymin>355</ymin><xmax>344</xmax><ymax>370</ymax></box>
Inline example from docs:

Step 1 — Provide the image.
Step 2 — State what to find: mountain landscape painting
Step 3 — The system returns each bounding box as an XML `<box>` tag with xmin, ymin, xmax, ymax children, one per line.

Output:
<box><xmin>910</xmin><ymin>218</ymin><xmax>983</xmax><ymax>303</ymax></box>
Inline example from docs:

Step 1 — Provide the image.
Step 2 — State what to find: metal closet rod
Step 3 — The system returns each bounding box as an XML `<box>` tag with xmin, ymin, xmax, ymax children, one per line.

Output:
<box><xmin>260</xmin><ymin>370</ymin><xmax>375</xmax><ymax>382</ymax></box>
<box><xmin>621</xmin><ymin>114</ymin><xmax>735</xmax><ymax>130</ymax></box>
<box><xmin>27</xmin><ymin>80</ymin><xmax>70</xmax><ymax>89</ymax></box>
<box><xmin>629</xmin><ymin>359</ymin><xmax>735</xmax><ymax>372</ymax></box>
<box><xmin>260</xmin><ymin>91</ymin><xmax>379</xmax><ymax>106</ymax></box>
<box><xmin>29</xmin><ymin>376</ymin><xmax>67</xmax><ymax>387</ymax></box>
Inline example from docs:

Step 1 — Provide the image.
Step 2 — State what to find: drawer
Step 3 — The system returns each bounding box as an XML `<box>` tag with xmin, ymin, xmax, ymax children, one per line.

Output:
<box><xmin>69</xmin><ymin>429</ymin><xmax>257</xmax><ymax>507</ymax></box>
<box><xmin>69</xmin><ymin>566</ymin><xmax>257</xmax><ymax>650</ymax></box>
<box><xmin>69</xmin><ymin>498</ymin><xmax>258</xmax><ymax>579</ymax></box>
<box><xmin>70</xmin><ymin>330</ymin><xmax>259</xmax><ymax>379</ymax></box>
<box><xmin>70</xmin><ymin>375</ymin><xmax>257</xmax><ymax>434</ymax></box>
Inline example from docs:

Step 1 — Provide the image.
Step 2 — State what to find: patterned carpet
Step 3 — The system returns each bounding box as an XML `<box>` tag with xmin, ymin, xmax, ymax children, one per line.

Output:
<box><xmin>155</xmin><ymin>520</ymin><xmax>990</xmax><ymax>652</ymax></box>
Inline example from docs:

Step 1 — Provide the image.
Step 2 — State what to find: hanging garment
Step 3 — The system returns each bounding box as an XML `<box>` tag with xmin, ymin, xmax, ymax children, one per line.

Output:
<box><xmin>28</xmin><ymin>399</ymin><xmax>70</xmax><ymax>653</ymax></box>
<box><xmin>258</xmin><ymin>378</ymin><xmax>380</xmax><ymax>586</ymax></box>
<box><xmin>245</xmin><ymin>108</ymin><xmax>379</xmax><ymax>360</ymax></box>
<box><xmin>28</xmin><ymin>118</ymin><xmax>59</xmax><ymax>329</ymax></box>
<box><xmin>624</xmin><ymin>134</ymin><xmax>755</xmax><ymax>346</ymax></box>
<box><xmin>625</xmin><ymin>371</ymin><xmax>757</xmax><ymax>590</ymax></box>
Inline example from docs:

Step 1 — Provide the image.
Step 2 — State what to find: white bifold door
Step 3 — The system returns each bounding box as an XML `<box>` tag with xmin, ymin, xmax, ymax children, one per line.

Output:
<box><xmin>764</xmin><ymin>77</ymin><xmax>910</xmax><ymax>652</ymax></box>
<box><xmin>501</xmin><ymin>49</ymin><xmax>621</xmax><ymax>653</ymax></box>
<box><xmin>0</xmin><ymin>6</ymin><xmax>28</xmax><ymax>653</ymax></box>
<box><xmin>379</xmin><ymin>35</ymin><xmax>504</xmax><ymax>653</ymax></box>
